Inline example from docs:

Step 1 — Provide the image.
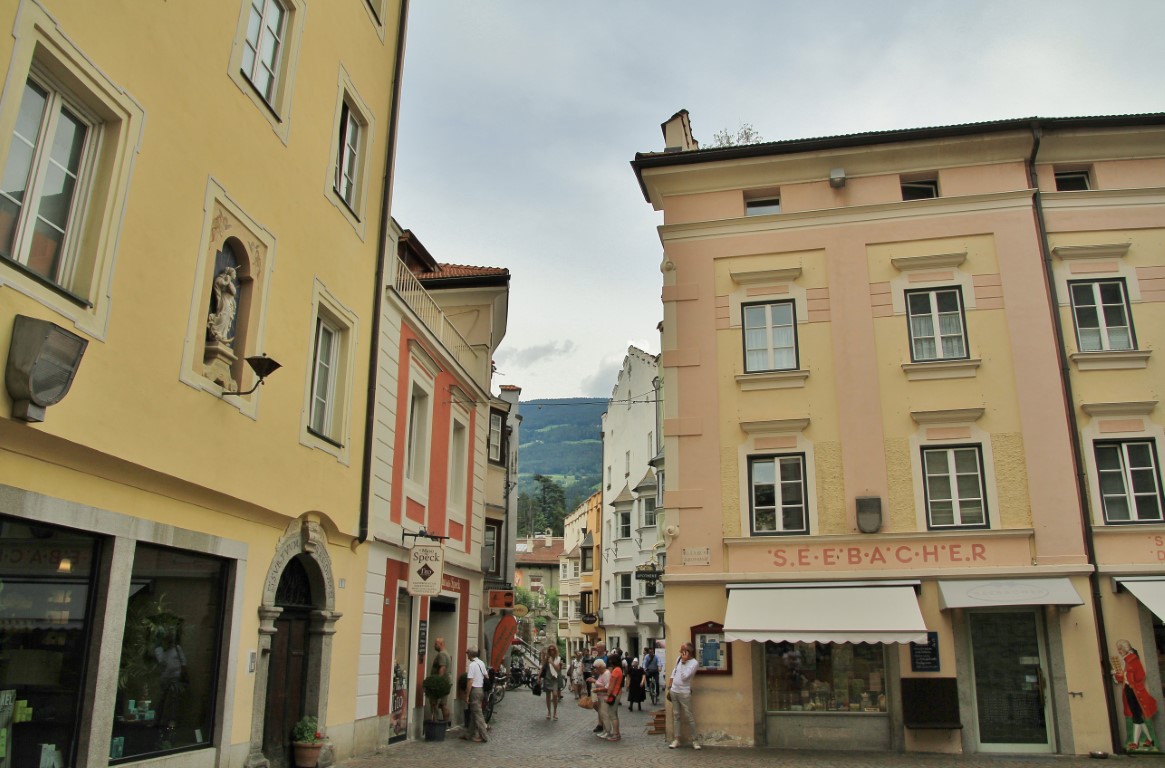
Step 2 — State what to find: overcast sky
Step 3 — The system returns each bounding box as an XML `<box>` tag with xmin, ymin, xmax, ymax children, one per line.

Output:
<box><xmin>391</xmin><ymin>1</ymin><xmax>1165</xmax><ymax>401</ymax></box>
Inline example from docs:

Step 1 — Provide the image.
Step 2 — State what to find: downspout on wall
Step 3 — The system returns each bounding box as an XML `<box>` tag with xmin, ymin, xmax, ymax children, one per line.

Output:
<box><xmin>358</xmin><ymin>0</ymin><xmax>410</xmax><ymax>546</ymax></box>
<box><xmin>1026</xmin><ymin>121</ymin><xmax>1120</xmax><ymax>753</ymax></box>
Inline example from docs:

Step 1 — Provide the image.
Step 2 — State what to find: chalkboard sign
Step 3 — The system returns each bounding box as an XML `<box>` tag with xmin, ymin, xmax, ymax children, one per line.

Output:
<box><xmin>910</xmin><ymin>631</ymin><xmax>940</xmax><ymax>672</ymax></box>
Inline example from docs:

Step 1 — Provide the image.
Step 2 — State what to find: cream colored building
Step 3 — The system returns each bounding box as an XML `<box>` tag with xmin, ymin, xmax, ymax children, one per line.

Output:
<box><xmin>0</xmin><ymin>1</ymin><xmax>407</xmax><ymax>766</ymax></box>
<box><xmin>632</xmin><ymin>111</ymin><xmax>1165</xmax><ymax>755</ymax></box>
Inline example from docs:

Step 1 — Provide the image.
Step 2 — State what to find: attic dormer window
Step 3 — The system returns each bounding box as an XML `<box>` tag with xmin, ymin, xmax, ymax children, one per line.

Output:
<box><xmin>746</xmin><ymin>197</ymin><xmax>781</xmax><ymax>216</ymax></box>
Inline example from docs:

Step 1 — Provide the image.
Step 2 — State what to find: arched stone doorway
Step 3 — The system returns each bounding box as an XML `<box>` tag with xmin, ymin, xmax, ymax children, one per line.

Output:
<box><xmin>246</xmin><ymin>520</ymin><xmax>341</xmax><ymax>768</ymax></box>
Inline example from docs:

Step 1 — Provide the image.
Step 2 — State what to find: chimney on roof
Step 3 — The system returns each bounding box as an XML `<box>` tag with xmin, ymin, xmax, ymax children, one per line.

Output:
<box><xmin>662</xmin><ymin>109</ymin><xmax>698</xmax><ymax>153</ymax></box>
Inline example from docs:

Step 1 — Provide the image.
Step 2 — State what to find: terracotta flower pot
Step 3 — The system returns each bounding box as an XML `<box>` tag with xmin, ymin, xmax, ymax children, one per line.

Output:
<box><xmin>292</xmin><ymin>741</ymin><xmax>324</xmax><ymax>768</ymax></box>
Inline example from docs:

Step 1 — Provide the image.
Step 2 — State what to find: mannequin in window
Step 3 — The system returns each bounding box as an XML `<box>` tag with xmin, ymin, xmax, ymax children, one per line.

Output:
<box><xmin>207</xmin><ymin>266</ymin><xmax>239</xmax><ymax>344</ymax></box>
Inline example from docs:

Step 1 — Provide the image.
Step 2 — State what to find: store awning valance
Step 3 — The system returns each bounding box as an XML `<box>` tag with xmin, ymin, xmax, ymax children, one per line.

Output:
<box><xmin>936</xmin><ymin>578</ymin><xmax>1082</xmax><ymax>610</ymax></box>
<box><xmin>1115</xmin><ymin>578</ymin><xmax>1165</xmax><ymax>622</ymax></box>
<box><xmin>724</xmin><ymin>581</ymin><xmax>928</xmax><ymax>644</ymax></box>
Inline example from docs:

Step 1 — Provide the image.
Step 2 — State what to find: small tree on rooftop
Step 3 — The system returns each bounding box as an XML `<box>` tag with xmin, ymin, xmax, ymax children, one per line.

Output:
<box><xmin>711</xmin><ymin>123</ymin><xmax>764</xmax><ymax>147</ymax></box>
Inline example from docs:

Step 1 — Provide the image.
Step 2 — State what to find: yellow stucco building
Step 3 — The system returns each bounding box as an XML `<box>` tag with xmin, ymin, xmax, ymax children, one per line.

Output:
<box><xmin>633</xmin><ymin>111</ymin><xmax>1165</xmax><ymax>755</ymax></box>
<box><xmin>0</xmin><ymin>1</ymin><xmax>408</xmax><ymax>766</ymax></box>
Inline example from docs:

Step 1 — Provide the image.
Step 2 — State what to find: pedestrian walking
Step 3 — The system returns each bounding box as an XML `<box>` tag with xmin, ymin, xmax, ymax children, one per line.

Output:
<box><xmin>568</xmin><ymin>651</ymin><xmax>584</xmax><ymax>699</ymax></box>
<box><xmin>667</xmin><ymin>641</ymin><xmax>700</xmax><ymax>750</ymax></box>
<box><xmin>463</xmin><ymin>648</ymin><xmax>489</xmax><ymax>743</ymax></box>
<box><xmin>541</xmin><ymin>644</ymin><xmax>564</xmax><ymax>720</ymax></box>
<box><xmin>627</xmin><ymin>657</ymin><xmax>646</xmax><ymax>712</ymax></box>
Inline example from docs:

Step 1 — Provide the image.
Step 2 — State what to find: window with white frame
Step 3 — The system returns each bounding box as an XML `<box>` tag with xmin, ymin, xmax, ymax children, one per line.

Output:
<box><xmin>0</xmin><ymin>4</ymin><xmax>143</xmax><ymax>319</ymax></box>
<box><xmin>617</xmin><ymin>573</ymin><xmax>632</xmax><ymax>602</ymax></box>
<box><xmin>230</xmin><ymin>0</ymin><xmax>304</xmax><ymax>142</ymax></box>
<box><xmin>1069</xmin><ymin>280</ymin><xmax>1135</xmax><ymax>352</ymax></box>
<box><xmin>489</xmin><ymin>410</ymin><xmax>504</xmax><ymax>462</ymax></box>
<box><xmin>901</xmin><ymin>178</ymin><xmax>938</xmax><ymax>200</ymax></box>
<box><xmin>405</xmin><ymin>382</ymin><xmax>430</xmax><ymax>484</ymax></box>
<box><xmin>618</xmin><ymin>509</ymin><xmax>631</xmax><ymax>539</ymax></box>
<box><xmin>301</xmin><ymin>287</ymin><xmax>356</xmax><ymax>453</ymax></box>
<box><xmin>560</xmin><ymin>561</ymin><xmax>568</xmax><ymax>579</ymax></box>
<box><xmin>643</xmin><ymin>497</ymin><xmax>657</xmax><ymax>527</ymax></box>
<box><xmin>308</xmin><ymin>316</ymin><xmax>340</xmax><ymax>440</ymax></box>
<box><xmin>448</xmin><ymin>417</ymin><xmax>469</xmax><ymax>517</ymax></box>
<box><xmin>743</xmin><ymin>300</ymin><xmax>798</xmax><ymax>372</ymax></box>
<box><xmin>572</xmin><ymin>560</ymin><xmax>580</xmax><ymax>578</ymax></box>
<box><xmin>483</xmin><ymin>521</ymin><xmax>500</xmax><ymax>577</ymax></box>
<box><xmin>749</xmin><ymin>455</ymin><xmax>808</xmax><ymax>535</ymax></box>
<box><xmin>906</xmin><ymin>287</ymin><xmax>967</xmax><ymax>361</ymax></box>
<box><xmin>0</xmin><ymin>76</ymin><xmax>90</xmax><ymax>290</ymax></box>
<box><xmin>922</xmin><ymin>445</ymin><xmax>988</xmax><ymax>529</ymax></box>
<box><xmin>241</xmin><ymin>0</ymin><xmax>287</xmax><ymax>104</ymax></box>
<box><xmin>334</xmin><ymin>99</ymin><xmax>363</xmax><ymax>210</ymax></box>
<box><xmin>1054</xmin><ymin>169</ymin><xmax>1091</xmax><ymax>191</ymax></box>
<box><xmin>1095</xmin><ymin>441</ymin><xmax>1164</xmax><ymax>524</ymax></box>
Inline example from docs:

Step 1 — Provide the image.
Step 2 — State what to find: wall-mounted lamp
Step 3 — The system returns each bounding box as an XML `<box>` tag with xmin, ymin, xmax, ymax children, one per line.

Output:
<box><xmin>221</xmin><ymin>354</ymin><xmax>282</xmax><ymax>397</ymax></box>
<box><xmin>856</xmin><ymin>496</ymin><xmax>882</xmax><ymax>533</ymax></box>
<box><xmin>5</xmin><ymin>315</ymin><xmax>88</xmax><ymax>423</ymax></box>
<box><xmin>829</xmin><ymin>168</ymin><xmax>847</xmax><ymax>189</ymax></box>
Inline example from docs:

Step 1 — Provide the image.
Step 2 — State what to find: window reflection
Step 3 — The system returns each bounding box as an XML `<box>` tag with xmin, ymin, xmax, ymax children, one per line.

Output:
<box><xmin>114</xmin><ymin>543</ymin><xmax>226</xmax><ymax>761</ymax></box>
<box><xmin>0</xmin><ymin>516</ymin><xmax>98</xmax><ymax>768</ymax></box>
<box><xmin>764</xmin><ymin>641</ymin><xmax>887</xmax><ymax>713</ymax></box>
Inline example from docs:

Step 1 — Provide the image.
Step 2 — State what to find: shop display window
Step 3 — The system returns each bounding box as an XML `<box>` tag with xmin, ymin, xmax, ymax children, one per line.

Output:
<box><xmin>113</xmin><ymin>543</ymin><xmax>226</xmax><ymax>762</ymax></box>
<box><xmin>764</xmin><ymin>641</ymin><xmax>887</xmax><ymax>713</ymax></box>
<box><xmin>0</xmin><ymin>516</ymin><xmax>99</xmax><ymax>768</ymax></box>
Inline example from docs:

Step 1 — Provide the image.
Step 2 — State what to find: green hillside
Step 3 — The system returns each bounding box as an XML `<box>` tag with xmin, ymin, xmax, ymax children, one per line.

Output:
<box><xmin>517</xmin><ymin>398</ymin><xmax>604</xmax><ymax>513</ymax></box>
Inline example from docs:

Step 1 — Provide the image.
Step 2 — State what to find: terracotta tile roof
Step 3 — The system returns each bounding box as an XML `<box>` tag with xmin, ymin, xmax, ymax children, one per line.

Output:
<box><xmin>418</xmin><ymin>263</ymin><xmax>509</xmax><ymax>280</ymax></box>
<box><xmin>515</xmin><ymin>537</ymin><xmax>565</xmax><ymax>563</ymax></box>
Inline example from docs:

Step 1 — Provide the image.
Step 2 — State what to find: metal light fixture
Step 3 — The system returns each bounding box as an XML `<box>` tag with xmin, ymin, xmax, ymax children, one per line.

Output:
<box><xmin>221</xmin><ymin>354</ymin><xmax>282</xmax><ymax>397</ymax></box>
<box><xmin>830</xmin><ymin>168</ymin><xmax>847</xmax><ymax>188</ymax></box>
<box><xmin>5</xmin><ymin>315</ymin><xmax>88</xmax><ymax>422</ymax></box>
<box><xmin>856</xmin><ymin>496</ymin><xmax>882</xmax><ymax>533</ymax></box>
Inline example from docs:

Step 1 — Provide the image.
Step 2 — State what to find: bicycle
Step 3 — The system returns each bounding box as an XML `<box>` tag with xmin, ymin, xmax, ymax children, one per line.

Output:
<box><xmin>483</xmin><ymin>674</ymin><xmax>505</xmax><ymax>723</ymax></box>
<box><xmin>646</xmin><ymin>671</ymin><xmax>660</xmax><ymax>705</ymax></box>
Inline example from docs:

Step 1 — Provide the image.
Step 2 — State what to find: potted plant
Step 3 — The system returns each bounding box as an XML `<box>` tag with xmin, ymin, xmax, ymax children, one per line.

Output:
<box><xmin>291</xmin><ymin>716</ymin><xmax>326</xmax><ymax>767</ymax></box>
<box><xmin>422</xmin><ymin>672</ymin><xmax>453</xmax><ymax>741</ymax></box>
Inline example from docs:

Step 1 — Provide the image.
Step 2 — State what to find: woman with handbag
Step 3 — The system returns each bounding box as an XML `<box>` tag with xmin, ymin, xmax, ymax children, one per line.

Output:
<box><xmin>541</xmin><ymin>645</ymin><xmax>564</xmax><ymax>720</ymax></box>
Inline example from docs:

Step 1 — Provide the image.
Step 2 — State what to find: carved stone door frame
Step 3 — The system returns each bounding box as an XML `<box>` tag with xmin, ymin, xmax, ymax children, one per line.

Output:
<box><xmin>246</xmin><ymin>520</ymin><xmax>342</xmax><ymax>768</ymax></box>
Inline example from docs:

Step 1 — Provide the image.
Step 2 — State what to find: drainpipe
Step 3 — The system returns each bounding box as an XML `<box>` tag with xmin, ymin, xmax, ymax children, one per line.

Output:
<box><xmin>1026</xmin><ymin>121</ymin><xmax>1120</xmax><ymax>753</ymax></box>
<box><xmin>358</xmin><ymin>0</ymin><xmax>410</xmax><ymax>546</ymax></box>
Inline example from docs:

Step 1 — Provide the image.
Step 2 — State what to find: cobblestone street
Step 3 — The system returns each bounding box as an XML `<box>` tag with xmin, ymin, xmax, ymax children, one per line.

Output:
<box><xmin>339</xmin><ymin>686</ymin><xmax>1120</xmax><ymax>768</ymax></box>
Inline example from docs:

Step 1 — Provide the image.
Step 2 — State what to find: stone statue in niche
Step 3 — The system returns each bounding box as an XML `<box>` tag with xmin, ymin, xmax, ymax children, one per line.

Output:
<box><xmin>207</xmin><ymin>266</ymin><xmax>239</xmax><ymax>344</ymax></box>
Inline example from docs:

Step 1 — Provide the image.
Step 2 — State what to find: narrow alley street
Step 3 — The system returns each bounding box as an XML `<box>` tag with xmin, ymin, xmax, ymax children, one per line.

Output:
<box><xmin>340</xmin><ymin>685</ymin><xmax>1116</xmax><ymax>768</ymax></box>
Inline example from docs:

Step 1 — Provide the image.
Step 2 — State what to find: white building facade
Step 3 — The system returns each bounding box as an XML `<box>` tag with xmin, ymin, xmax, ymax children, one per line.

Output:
<box><xmin>600</xmin><ymin>346</ymin><xmax>664</xmax><ymax>660</ymax></box>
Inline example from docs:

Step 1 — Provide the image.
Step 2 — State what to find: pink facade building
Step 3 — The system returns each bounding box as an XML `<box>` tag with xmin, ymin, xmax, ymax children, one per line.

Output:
<box><xmin>632</xmin><ymin>111</ymin><xmax>1165</xmax><ymax>755</ymax></box>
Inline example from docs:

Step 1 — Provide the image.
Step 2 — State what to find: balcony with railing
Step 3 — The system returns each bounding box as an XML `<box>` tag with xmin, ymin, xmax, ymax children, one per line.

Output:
<box><xmin>390</xmin><ymin>257</ymin><xmax>488</xmax><ymax>383</ymax></box>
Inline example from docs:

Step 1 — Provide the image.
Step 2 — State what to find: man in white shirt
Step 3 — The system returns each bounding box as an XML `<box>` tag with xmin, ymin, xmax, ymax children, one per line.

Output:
<box><xmin>463</xmin><ymin>648</ymin><xmax>489</xmax><ymax>743</ymax></box>
<box><xmin>668</xmin><ymin>641</ymin><xmax>700</xmax><ymax>749</ymax></box>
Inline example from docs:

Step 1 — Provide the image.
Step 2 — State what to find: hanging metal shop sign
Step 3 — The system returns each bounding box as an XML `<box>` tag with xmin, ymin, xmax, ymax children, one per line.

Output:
<box><xmin>407</xmin><ymin>543</ymin><xmax>445</xmax><ymax>596</ymax></box>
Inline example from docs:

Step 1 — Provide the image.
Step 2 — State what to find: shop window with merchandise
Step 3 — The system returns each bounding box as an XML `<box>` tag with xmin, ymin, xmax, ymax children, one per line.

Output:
<box><xmin>764</xmin><ymin>641</ymin><xmax>887</xmax><ymax>713</ymax></box>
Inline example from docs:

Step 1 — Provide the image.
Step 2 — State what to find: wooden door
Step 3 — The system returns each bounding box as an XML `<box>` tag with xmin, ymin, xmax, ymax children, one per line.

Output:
<box><xmin>262</xmin><ymin>609</ymin><xmax>310</xmax><ymax>768</ymax></box>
